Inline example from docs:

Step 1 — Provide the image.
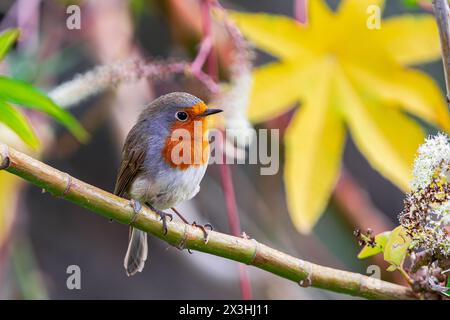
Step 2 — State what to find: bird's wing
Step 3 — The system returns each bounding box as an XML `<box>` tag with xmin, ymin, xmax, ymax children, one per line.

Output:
<box><xmin>114</xmin><ymin>134</ymin><xmax>147</xmax><ymax>198</ymax></box>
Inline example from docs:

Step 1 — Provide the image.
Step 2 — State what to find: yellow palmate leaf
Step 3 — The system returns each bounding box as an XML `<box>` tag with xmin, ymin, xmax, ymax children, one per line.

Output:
<box><xmin>284</xmin><ymin>62</ymin><xmax>345</xmax><ymax>233</ymax></box>
<box><xmin>248</xmin><ymin>62</ymin><xmax>300</xmax><ymax>123</ymax></box>
<box><xmin>229</xmin><ymin>11</ymin><xmax>315</xmax><ymax>61</ymax></box>
<box><xmin>334</xmin><ymin>0</ymin><xmax>386</xmax><ymax>57</ymax></box>
<box><xmin>233</xmin><ymin>1</ymin><xmax>449</xmax><ymax>234</ymax></box>
<box><xmin>336</xmin><ymin>68</ymin><xmax>424</xmax><ymax>191</ymax></box>
<box><xmin>248</xmin><ymin>59</ymin><xmax>324</xmax><ymax>123</ymax></box>
<box><xmin>346</xmin><ymin>64</ymin><xmax>450</xmax><ymax>131</ymax></box>
<box><xmin>309</xmin><ymin>0</ymin><xmax>334</xmax><ymax>27</ymax></box>
<box><xmin>379</xmin><ymin>15</ymin><xmax>440</xmax><ymax>65</ymax></box>
<box><xmin>306</xmin><ymin>0</ymin><xmax>336</xmax><ymax>50</ymax></box>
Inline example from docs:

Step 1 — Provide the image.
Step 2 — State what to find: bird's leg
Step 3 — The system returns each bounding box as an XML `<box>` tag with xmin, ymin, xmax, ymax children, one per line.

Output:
<box><xmin>171</xmin><ymin>207</ymin><xmax>213</xmax><ymax>242</ymax></box>
<box><xmin>170</xmin><ymin>207</ymin><xmax>190</xmax><ymax>224</ymax></box>
<box><xmin>146</xmin><ymin>203</ymin><xmax>172</xmax><ymax>235</ymax></box>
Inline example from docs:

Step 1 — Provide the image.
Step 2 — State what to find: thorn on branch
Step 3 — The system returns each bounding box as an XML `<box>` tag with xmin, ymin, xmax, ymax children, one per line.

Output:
<box><xmin>241</xmin><ymin>231</ymin><xmax>251</xmax><ymax>239</ymax></box>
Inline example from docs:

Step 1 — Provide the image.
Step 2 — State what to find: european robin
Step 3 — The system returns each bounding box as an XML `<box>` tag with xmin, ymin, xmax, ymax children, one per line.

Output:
<box><xmin>114</xmin><ymin>92</ymin><xmax>222</xmax><ymax>276</ymax></box>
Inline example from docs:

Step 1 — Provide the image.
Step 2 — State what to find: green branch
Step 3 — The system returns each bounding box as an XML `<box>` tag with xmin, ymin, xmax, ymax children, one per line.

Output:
<box><xmin>0</xmin><ymin>143</ymin><xmax>415</xmax><ymax>300</ymax></box>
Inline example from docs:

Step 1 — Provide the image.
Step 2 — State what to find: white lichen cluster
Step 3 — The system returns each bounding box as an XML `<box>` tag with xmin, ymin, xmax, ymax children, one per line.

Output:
<box><xmin>401</xmin><ymin>133</ymin><xmax>450</xmax><ymax>258</ymax></box>
<box><xmin>411</xmin><ymin>133</ymin><xmax>450</xmax><ymax>190</ymax></box>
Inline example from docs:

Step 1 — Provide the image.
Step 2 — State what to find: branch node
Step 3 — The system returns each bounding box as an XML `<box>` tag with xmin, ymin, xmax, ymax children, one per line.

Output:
<box><xmin>298</xmin><ymin>277</ymin><xmax>312</xmax><ymax>288</ymax></box>
<box><xmin>62</xmin><ymin>174</ymin><xmax>73</xmax><ymax>196</ymax></box>
<box><xmin>0</xmin><ymin>144</ymin><xmax>10</xmax><ymax>170</ymax></box>
<box><xmin>247</xmin><ymin>239</ymin><xmax>259</xmax><ymax>265</ymax></box>
<box><xmin>298</xmin><ymin>260</ymin><xmax>313</xmax><ymax>287</ymax></box>
<box><xmin>176</xmin><ymin>223</ymin><xmax>189</xmax><ymax>251</ymax></box>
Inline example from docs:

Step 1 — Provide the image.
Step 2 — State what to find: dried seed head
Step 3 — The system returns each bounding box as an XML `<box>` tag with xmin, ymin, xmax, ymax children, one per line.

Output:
<box><xmin>400</xmin><ymin>133</ymin><xmax>450</xmax><ymax>260</ymax></box>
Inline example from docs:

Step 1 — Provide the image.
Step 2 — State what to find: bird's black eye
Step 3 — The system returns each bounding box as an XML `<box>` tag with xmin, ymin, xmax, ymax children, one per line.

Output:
<box><xmin>175</xmin><ymin>111</ymin><xmax>189</xmax><ymax>121</ymax></box>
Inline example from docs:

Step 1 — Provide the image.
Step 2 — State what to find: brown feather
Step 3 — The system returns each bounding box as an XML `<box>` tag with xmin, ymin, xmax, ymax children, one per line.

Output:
<box><xmin>114</xmin><ymin>128</ymin><xmax>147</xmax><ymax>198</ymax></box>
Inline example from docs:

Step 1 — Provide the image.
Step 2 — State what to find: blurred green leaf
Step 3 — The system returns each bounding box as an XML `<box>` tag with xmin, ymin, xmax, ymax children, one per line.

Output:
<box><xmin>129</xmin><ymin>0</ymin><xmax>154</xmax><ymax>22</ymax></box>
<box><xmin>0</xmin><ymin>28</ymin><xmax>19</xmax><ymax>61</ymax></box>
<box><xmin>0</xmin><ymin>100</ymin><xmax>39</xmax><ymax>149</ymax></box>
<box><xmin>402</xmin><ymin>0</ymin><xmax>418</xmax><ymax>8</ymax></box>
<box><xmin>130</xmin><ymin>0</ymin><xmax>145</xmax><ymax>18</ymax></box>
<box><xmin>402</xmin><ymin>0</ymin><xmax>432</xmax><ymax>9</ymax></box>
<box><xmin>357</xmin><ymin>231</ymin><xmax>391</xmax><ymax>259</ymax></box>
<box><xmin>11</xmin><ymin>238</ymin><xmax>49</xmax><ymax>299</ymax></box>
<box><xmin>383</xmin><ymin>226</ymin><xmax>411</xmax><ymax>269</ymax></box>
<box><xmin>0</xmin><ymin>76</ymin><xmax>89</xmax><ymax>142</ymax></box>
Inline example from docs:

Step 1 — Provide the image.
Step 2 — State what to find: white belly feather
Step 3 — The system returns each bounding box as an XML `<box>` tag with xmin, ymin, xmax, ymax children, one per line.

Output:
<box><xmin>129</xmin><ymin>164</ymin><xmax>208</xmax><ymax>210</ymax></box>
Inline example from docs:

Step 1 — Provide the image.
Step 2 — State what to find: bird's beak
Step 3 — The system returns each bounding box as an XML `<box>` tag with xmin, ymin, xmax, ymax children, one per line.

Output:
<box><xmin>198</xmin><ymin>108</ymin><xmax>223</xmax><ymax>117</ymax></box>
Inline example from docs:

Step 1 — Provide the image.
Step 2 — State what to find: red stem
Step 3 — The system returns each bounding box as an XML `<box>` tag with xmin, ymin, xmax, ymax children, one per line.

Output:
<box><xmin>191</xmin><ymin>37</ymin><xmax>213</xmax><ymax>74</ymax></box>
<box><xmin>202</xmin><ymin>0</ymin><xmax>218</xmax><ymax>81</ymax></box>
<box><xmin>417</xmin><ymin>0</ymin><xmax>433</xmax><ymax>12</ymax></box>
<box><xmin>219</xmin><ymin>147</ymin><xmax>241</xmax><ymax>236</ymax></box>
<box><xmin>189</xmin><ymin>0</ymin><xmax>219</xmax><ymax>93</ymax></box>
<box><xmin>294</xmin><ymin>0</ymin><xmax>308</xmax><ymax>24</ymax></box>
<box><xmin>219</xmin><ymin>132</ymin><xmax>252</xmax><ymax>300</ymax></box>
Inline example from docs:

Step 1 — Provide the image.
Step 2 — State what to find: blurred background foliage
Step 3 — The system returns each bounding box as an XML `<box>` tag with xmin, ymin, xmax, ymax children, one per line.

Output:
<box><xmin>232</xmin><ymin>0</ymin><xmax>447</xmax><ymax>233</ymax></box>
<box><xmin>0</xmin><ymin>0</ymin><xmax>447</xmax><ymax>299</ymax></box>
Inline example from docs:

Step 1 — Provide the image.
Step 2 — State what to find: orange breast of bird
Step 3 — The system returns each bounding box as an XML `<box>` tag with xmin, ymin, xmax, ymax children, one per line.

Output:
<box><xmin>162</xmin><ymin>102</ymin><xmax>210</xmax><ymax>170</ymax></box>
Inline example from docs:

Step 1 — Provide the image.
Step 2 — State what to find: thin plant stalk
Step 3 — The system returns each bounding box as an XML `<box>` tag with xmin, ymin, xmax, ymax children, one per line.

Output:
<box><xmin>294</xmin><ymin>0</ymin><xmax>308</xmax><ymax>24</ymax></box>
<box><xmin>198</xmin><ymin>0</ymin><xmax>253</xmax><ymax>299</ymax></box>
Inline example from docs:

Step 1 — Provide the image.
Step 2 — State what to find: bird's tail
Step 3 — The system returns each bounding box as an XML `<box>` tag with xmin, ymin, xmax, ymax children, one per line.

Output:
<box><xmin>124</xmin><ymin>228</ymin><xmax>148</xmax><ymax>276</ymax></box>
